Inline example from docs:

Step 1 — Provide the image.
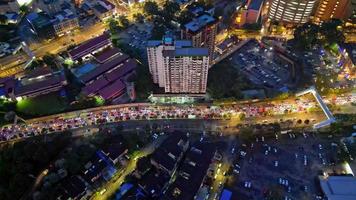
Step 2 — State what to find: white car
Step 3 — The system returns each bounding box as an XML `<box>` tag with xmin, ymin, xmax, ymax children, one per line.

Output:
<box><xmin>274</xmin><ymin>161</ymin><xmax>279</xmax><ymax>167</ymax></box>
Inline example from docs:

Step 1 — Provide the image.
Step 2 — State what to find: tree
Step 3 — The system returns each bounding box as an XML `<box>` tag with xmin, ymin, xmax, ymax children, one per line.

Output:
<box><xmin>162</xmin><ymin>0</ymin><xmax>180</xmax><ymax>23</ymax></box>
<box><xmin>178</xmin><ymin>10</ymin><xmax>193</xmax><ymax>25</ymax></box>
<box><xmin>42</xmin><ymin>53</ymin><xmax>58</xmax><ymax>70</ymax></box>
<box><xmin>19</xmin><ymin>5</ymin><xmax>29</xmax><ymax>15</ymax></box>
<box><xmin>243</xmin><ymin>23</ymin><xmax>262</xmax><ymax>31</ymax></box>
<box><xmin>293</xmin><ymin>22</ymin><xmax>320</xmax><ymax>50</ymax></box>
<box><xmin>0</xmin><ymin>15</ymin><xmax>7</xmax><ymax>24</ymax></box>
<box><xmin>118</xmin><ymin>15</ymin><xmax>130</xmax><ymax>29</ymax></box>
<box><xmin>150</xmin><ymin>22</ymin><xmax>165</xmax><ymax>40</ymax></box>
<box><xmin>143</xmin><ymin>1</ymin><xmax>159</xmax><ymax>17</ymax></box>
<box><xmin>319</xmin><ymin>19</ymin><xmax>344</xmax><ymax>45</ymax></box>
<box><xmin>239</xmin><ymin>127</ymin><xmax>254</xmax><ymax>142</ymax></box>
<box><xmin>133</xmin><ymin>13</ymin><xmax>145</xmax><ymax>23</ymax></box>
<box><xmin>207</xmin><ymin>60</ymin><xmax>247</xmax><ymax>99</ymax></box>
<box><xmin>133</xmin><ymin>64</ymin><xmax>154</xmax><ymax>100</ymax></box>
<box><xmin>108</xmin><ymin>18</ymin><xmax>119</xmax><ymax>34</ymax></box>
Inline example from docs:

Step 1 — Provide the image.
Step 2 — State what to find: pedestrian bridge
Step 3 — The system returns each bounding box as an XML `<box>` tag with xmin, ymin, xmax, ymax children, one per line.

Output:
<box><xmin>296</xmin><ymin>86</ymin><xmax>335</xmax><ymax>129</ymax></box>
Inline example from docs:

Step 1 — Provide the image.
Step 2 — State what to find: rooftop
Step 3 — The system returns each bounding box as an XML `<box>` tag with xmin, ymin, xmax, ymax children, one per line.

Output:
<box><xmin>80</xmin><ymin>53</ymin><xmax>130</xmax><ymax>83</ymax></box>
<box><xmin>184</xmin><ymin>14</ymin><xmax>217</xmax><ymax>33</ymax></box>
<box><xmin>14</xmin><ymin>71</ymin><xmax>66</xmax><ymax>97</ymax></box>
<box><xmin>164</xmin><ymin>142</ymin><xmax>216</xmax><ymax>200</ymax></box>
<box><xmin>151</xmin><ymin>132</ymin><xmax>188</xmax><ymax>172</ymax></box>
<box><xmin>248</xmin><ymin>0</ymin><xmax>264</xmax><ymax>11</ymax></box>
<box><xmin>97</xmin><ymin>78</ymin><xmax>126</xmax><ymax>100</ymax></box>
<box><xmin>93</xmin><ymin>4</ymin><xmax>109</xmax><ymax>14</ymax></box>
<box><xmin>68</xmin><ymin>33</ymin><xmax>111</xmax><ymax>61</ymax></box>
<box><xmin>94</xmin><ymin>47</ymin><xmax>123</xmax><ymax>64</ymax></box>
<box><xmin>319</xmin><ymin>176</ymin><xmax>356</xmax><ymax>200</ymax></box>
<box><xmin>147</xmin><ymin>39</ymin><xmax>192</xmax><ymax>48</ymax></box>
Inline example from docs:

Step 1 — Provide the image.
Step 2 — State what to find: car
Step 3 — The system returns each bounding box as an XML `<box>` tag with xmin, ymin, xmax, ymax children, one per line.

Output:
<box><xmin>233</xmin><ymin>169</ymin><xmax>240</xmax><ymax>174</ymax></box>
<box><xmin>274</xmin><ymin>161</ymin><xmax>279</xmax><ymax>167</ymax></box>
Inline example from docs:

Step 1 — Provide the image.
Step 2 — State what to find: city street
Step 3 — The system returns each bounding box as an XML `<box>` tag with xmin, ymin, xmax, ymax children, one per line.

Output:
<box><xmin>0</xmin><ymin>92</ymin><xmax>354</xmax><ymax>144</ymax></box>
<box><xmin>0</xmin><ymin>23</ymin><xmax>106</xmax><ymax>77</ymax></box>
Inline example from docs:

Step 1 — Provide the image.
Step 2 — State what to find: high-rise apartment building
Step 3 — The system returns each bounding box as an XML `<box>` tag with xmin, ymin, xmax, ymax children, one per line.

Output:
<box><xmin>267</xmin><ymin>0</ymin><xmax>317</xmax><ymax>23</ymax></box>
<box><xmin>315</xmin><ymin>0</ymin><xmax>352</xmax><ymax>22</ymax></box>
<box><xmin>147</xmin><ymin>37</ymin><xmax>209</xmax><ymax>94</ymax></box>
<box><xmin>181</xmin><ymin>14</ymin><xmax>218</xmax><ymax>63</ymax></box>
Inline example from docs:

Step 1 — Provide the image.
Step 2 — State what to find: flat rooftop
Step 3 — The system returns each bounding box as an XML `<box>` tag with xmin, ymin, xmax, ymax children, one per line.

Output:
<box><xmin>319</xmin><ymin>176</ymin><xmax>356</xmax><ymax>200</ymax></box>
<box><xmin>163</xmin><ymin>48</ymin><xmax>209</xmax><ymax>57</ymax></box>
<box><xmin>184</xmin><ymin>14</ymin><xmax>217</xmax><ymax>33</ymax></box>
<box><xmin>248</xmin><ymin>0</ymin><xmax>264</xmax><ymax>11</ymax></box>
<box><xmin>147</xmin><ymin>40</ymin><xmax>192</xmax><ymax>48</ymax></box>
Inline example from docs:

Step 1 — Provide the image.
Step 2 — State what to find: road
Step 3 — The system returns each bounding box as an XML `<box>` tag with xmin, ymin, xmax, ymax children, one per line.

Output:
<box><xmin>0</xmin><ymin>23</ymin><xmax>106</xmax><ymax>77</ymax></box>
<box><xmin>91</xmin><ymin>135</ymin><xmax>164</xmax><ymax>200</ymax></box>
<box><xmin>1</xmin><ymin>92</ymin><xmax>354</xmax><ymax>144</ymax></box>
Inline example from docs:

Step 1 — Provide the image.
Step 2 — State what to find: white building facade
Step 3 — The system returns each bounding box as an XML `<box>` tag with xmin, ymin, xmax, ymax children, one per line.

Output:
<box><xmin>147</xmin><ymin>37</ymin><xmax>209</xmax><ymax>94</ymax></box>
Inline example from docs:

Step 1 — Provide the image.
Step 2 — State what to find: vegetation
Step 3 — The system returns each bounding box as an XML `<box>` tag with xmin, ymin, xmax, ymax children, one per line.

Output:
<box><xmin>0</xmin><ymin>24</ymin><xmax>17</xmax><ymax>42</ymax></box>
<box><xmin>207</xmin><ymin>60</ymin><xmax>248</xmax><ymax>99</ymax></box>
<box><xmin>293</xmin><ymin>19</ymin><xmax>345</xmax><ymax>51</ymax></box>
<box><xmin>27</xmin><ymin>53</ymin><xmax>59</xmax><ymax>71</ymax></box>
<box><xmin>132</xmin><ymin>64</ymin><xmax>155</xmax><ymax>101</ymax></box>
<box><xmin>243</xmin><ymin>23</ymin><xmax>262</xmax><ymax>31</ymax></box>
<box><xmin>293</xmin><ymin>22</ymin><xmax>320</xmax><ymax>50</ymax></box>
<box><xmin>16</xmin><ymin>92</ymin><xmax>67</xmax><ymax>116</ymax></box>
<box><xmin>0</xmin><ymin>132</ymin><xmax>72</xmax><ymax>200</ymax></box>
<box><xmin>19</xmin><ymin>5</ymin><xmax>30</xmax><ymax>15</ymax></box>
<box><xmin>133</xmin><ymin>13</ymin><xmax>145</xmax><ymax>23</ymax></box>
<box><xmin>143</xmin><ymin>1</ymin><xmax>160</xmax><ymax>18</ymax></box>
<box><xmin>0</xmin><ymin>15</ymin><xmax>7</xmax><ymax>24</ymax></box>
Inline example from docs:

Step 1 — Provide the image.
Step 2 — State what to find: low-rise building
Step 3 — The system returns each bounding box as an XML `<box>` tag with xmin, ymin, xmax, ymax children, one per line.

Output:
<box><xmin>52</xmin><ymin>9</ymin><xmax>79</xmax><ymax>37</ymax></box>
<box><xmin>36</xmin><ymin>0</ymin><xmax>65</xmax><ymax>15</ymax></box>
<box><xmin>2</xmin><ymin>67</ymin><xmax>67</xmax><ymax>100</ymax></box>
<box><xmin>163</xmin><ymin>142</ymin><xmax>217</xmax><ymax>200</ymax></box>
<box><xmin>27</xmin><ymin>12</ymin><xmax>56</xmax><ymax>39</ymax></box>
<box><xmin>55</xmin><ymin>176</ymin><xmax>88</xmax><ymax>200</ymax></box>
<box><xmin>93</xmin><ymin>0</ymin><xmax>115</xmax><ymax>20</ymax></box>
<box><xmin>150</xmin><ymin>133</ymin><xmax>189</xmax><ymax>176</ymax></box>
<box><xmin>215</xmin><ymin>36</ymin><xmax>237</xmax><ymax>55</ymax></box>
<box><xmin>0</xmin><ymin>0</ymin><xmax>19</xmax><ymax>14</ymax></box>
<box><xmin>68</xmin><ymin>33</ymin><xmax>111</xmax><ymax>61</ymax></box>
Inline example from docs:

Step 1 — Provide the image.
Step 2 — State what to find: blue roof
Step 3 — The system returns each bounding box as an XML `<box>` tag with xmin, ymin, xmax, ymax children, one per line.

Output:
<box><xmin>220</xmin><ymin>189</ymin><xmax>232</xmax><ymax>200</ymax></box>
<box><xmin>174</xmin><ymin>48</ymin><xmax>209</xmax><ymax>56</ymax></box>
<box><xmin>72</xmin><ymin>63</ymin><xmax>96</xmax><ymax>77</ymax></box>
<box><xmin>248</xmin><ymin>0</ymin><xmax>264</xmax><ymax>11</ymax></box>
<box><xmin>26</xmin><ymin>12</ymin><xmax>39</xmax><ymax>22</ymax></box>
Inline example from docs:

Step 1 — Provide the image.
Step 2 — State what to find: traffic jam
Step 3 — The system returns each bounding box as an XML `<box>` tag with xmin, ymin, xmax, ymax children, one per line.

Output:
<box><xmin>0</xmin><ymin>94</ymin><xmax>354</xmax><ymax>142</ymax></box>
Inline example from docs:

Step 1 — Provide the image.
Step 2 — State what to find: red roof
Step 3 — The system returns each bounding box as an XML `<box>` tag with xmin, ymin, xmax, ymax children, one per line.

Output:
<box><xmin>68</xmin><ymin>33</ymin><xmax>111</xmax><ymax>61</ymax></box>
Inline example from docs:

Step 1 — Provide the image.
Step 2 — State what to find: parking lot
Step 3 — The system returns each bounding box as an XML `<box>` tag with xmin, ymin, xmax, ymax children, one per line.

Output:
<box><xmin>227</xmin><ymin>131</ymin><xmax>342</xmax><ymax>200</ymax></box>
<box><xmin>230</xmin><ymin>40</ymin><xmax>293</xmax><ymax>92</ymax></box>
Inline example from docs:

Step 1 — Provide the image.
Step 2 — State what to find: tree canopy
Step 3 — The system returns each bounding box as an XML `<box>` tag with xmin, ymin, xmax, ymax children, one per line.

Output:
<box><xmin>207</xmin><ymin>61</ymin><xmax>248</xmax><ymax>99</ymax></box>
